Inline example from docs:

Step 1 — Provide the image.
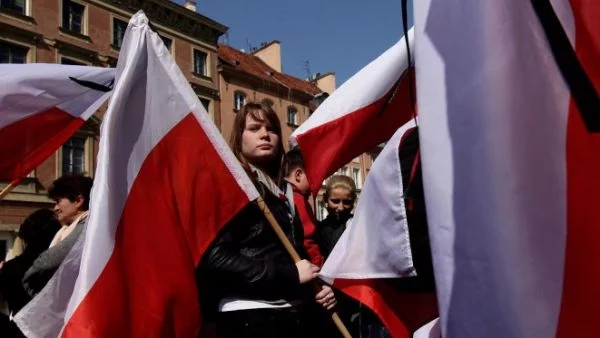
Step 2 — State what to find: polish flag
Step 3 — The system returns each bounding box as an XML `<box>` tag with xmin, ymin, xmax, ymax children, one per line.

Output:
<box><xmin>290</xmin><ymin>29</ymin><xmax>415</xmax><ymax>194</ymax></box>
<box><xmin>0</xmin><ymin>64</ymin><xmax>114</xmax><ymax>181</ymax></box>
<box><xmin>414</xmin><ymin>1</ymin><xmax>600</xmax><ymax>337</ymax></box>
<box><xmin>321</xmin><ymin>119</ymin><xmax>438</xmax><ymax>338</ymax></box>
<box><xmin>14</xmin><ymin>11</ymin><xmax>258</xmax><ymax>338</ymax></box>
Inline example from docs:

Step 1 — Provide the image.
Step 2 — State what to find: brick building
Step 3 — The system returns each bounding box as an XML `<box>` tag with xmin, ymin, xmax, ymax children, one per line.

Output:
<box><xmin>0</xmin><ymin>0</ymin><xmax>227</xmax><ymax>256</ymax></box>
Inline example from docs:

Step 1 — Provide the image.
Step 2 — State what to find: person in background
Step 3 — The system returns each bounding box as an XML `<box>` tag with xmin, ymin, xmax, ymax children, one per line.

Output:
<box><xmin>317</xmin><ymin>175</ymin><xmax>391</xmax><ymax>338</ymax></box>
<box><xmin>316</xmin><ymin>175</ymin><xmax>357</xmax><ymax>258</ymax></box>
<box><xmin>0</xmin><ymin>209</ymin><xmax>61</xmax><ymax>337</ymax></box>
<box><xmin>22</xmin><ymin>174</ymin><xmax>93</xmax><ymax>296</ymax></box>
<box><xmin>283</xmin><ymin>148</ymin><xmax>324</xmax><ymax>267</ymax></box>
<box><xmin>197</xmin><ymin>102</ymin><xmax>336</xmax><ymax>338</ymax></box>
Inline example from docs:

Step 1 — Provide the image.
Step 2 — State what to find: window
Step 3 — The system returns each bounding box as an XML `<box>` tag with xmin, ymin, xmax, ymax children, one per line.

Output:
<box><xmin>353</xmin><ymin>168</ymin><xmax>362</xmax><ymax>189</ymax></box>
<box><xmin>234</xmin><ymin>91</ymin><xmax>246</xmax><ymax>111</ymax></box>
<box><xmin>62</xmin><ymin>0</ymin><xmax>86</xmax><ymax>35</ymax></box>
<box><xmin>0</xmin><ymin>41</ymin><xmax>28</xmax><ymax>63</ymax></box>
<box><xmin>193</xmin><ymin>49</ymin><xmax>208</xmax><ymax>76</ymax></box>
<box><xmin>62</xmin><ymin>137</ymin><xmax>86</xmax><ymax>175</ymax></box>
<box><xmin>316</xmin><ymin>199</ymin><xmax>328</xmax><ymax>221</ymax></box>
<box><xmin>112</xmin><ymin>18</ymin><xmax>127</xmax><ymax>49</ymax></box>
<box><xmin>340</xmin><ymin>166</ymin><xmax>348</xmax><ymax>176</ymax></box>
<box><xmin>200</xmin><ymin>98</ymin><xmax>210</xmax><ymax>112</ymax></box>
<box><xmin>287</xmin><ymin>106</ymin><xmax>298</xmax><ymax>126</ymax></box>
<box><xmin>60</xmin><ymin>57</ymin><xmax>85</xmax><ymax>65</ymax></box>
<box><xmin>160</xmin><ymin>35</ymin><xmax>172</xmax><ymax>51</ymax></box>
<box><xmin>0</xmin><ymin>0</ymin><xmax>26</xmax><ymax>15</ymax></box>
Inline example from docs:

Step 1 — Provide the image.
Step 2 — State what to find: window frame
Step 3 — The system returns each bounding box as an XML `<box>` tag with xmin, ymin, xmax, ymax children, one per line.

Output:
<box><xmin>287</xmin><ymin>106</ymin><xmax>298</xmax><ymax>126</ymax></box>
<box><xmin>111</xmin><ymin>16</ymin><xmax>128</xmax><ymax>50</ymax></box>
<box><xmin>58</xmin><ymin>135</ymin><xmax>94</xmax><ymax>177</ymax></box>
<box><xmin>0</xmin><ymin>0</ymin><xmax>30</xmax><ymax>16</ymax></box>
<box><xmin>61</xmin><ymin>136</ymin><xmax>86</xmax><ymax>175</ymax></box>
<box><xmin>0</xmin><ymin>39</ymin><xmax>29</xmax><ymax>64</ymax></box>
<box><xmin>192</xmin><ymin>48</ymin><xmax>209</xmax><ymax>77</ymax></box>
<box><xmin>61</xmin><ymin>0</ymin><xmax>88</xmax><ymax>36</ymax></box>
<box><xmin>233</xmin><ymin>91</ymin><xmax>247</xmax><ymax>112</ymax></box>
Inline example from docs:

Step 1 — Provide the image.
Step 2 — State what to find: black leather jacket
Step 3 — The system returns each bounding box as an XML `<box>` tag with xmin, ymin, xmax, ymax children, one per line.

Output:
<box><xmin>316</xmin><ymin>212</ymin><xmax>352</xmax><ymax>259</ymax></box>
<box><xmin>197</xmin><ymin>183</ymin><xmax>308</xmax><ymax>318</ymax></box>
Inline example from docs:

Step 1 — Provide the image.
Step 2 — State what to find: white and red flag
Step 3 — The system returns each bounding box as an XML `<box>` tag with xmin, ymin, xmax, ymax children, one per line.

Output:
<box><xmin>415</xmin><ymin>1</ymin><xmax>600</xmax><ymax>337</ymax></box>
<box><xmin>15</xmin><ymin>11</ymin><xmax>258</xmax><ymax>337</ymax></box>
<box><xmin>290</xmin><ymin>29</ymin><xmax>415</xmax><ymax>194</ymax></box>
<box><xmin>321</xmin><ymin>119</ymin><xmax>438</xmax><ymax>338</ymax></box>
<box><xmin>0</xmin><ymin>63</ymin><xmax>114</xmax><ymax>182</ymax></box>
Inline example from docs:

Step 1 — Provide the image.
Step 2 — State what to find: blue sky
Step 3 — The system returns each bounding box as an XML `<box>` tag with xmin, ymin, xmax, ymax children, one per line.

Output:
<box><xmin>175</xmin><ymin>0</ymin><xmax>412</xmax><ymax>86</ymax></box>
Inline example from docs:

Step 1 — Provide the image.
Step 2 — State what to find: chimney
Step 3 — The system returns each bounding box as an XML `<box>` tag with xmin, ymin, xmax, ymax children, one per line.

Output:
<box><xmin>315</xmin><ymin>72</ymin><xmax>336</xmax><ymax>94</ymax></box>
<box><xmin>251</xmin><ymin>41</ymin><xmax>281</xmax><ymax>73</ymax></box>
<box><xmin>183</xmin><ymin>0</ymin><xmax>197</xmax><ymax>12</ymax></box>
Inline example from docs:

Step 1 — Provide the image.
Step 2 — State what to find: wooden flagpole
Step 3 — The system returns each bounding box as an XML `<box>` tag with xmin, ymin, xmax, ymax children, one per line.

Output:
<box><xmin>0</xmin><ymin>181</ymin><xmax>17</xmax><ymax>201</ymax></box>
<box><xmin>256</xmin><ymin>196</ymin><xmax>353</xmax><ymax>338</ymax></box>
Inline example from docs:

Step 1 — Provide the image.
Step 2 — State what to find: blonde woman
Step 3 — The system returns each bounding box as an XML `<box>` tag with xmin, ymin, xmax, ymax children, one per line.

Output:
<box><xmin>316</xmin><ymin>175</ymin><xmax>357</xmax><ymax>258</ymax></box>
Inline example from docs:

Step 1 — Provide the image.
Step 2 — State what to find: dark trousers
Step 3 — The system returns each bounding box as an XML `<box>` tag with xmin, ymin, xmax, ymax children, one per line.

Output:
<box><xmin>215</xmin><ymin>306</ymin><xmax>336</xmax><ymax>338</ymax></box>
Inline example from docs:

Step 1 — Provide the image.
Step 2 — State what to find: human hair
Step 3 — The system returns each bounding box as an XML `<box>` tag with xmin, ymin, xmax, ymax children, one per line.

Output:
<box><xmin>323</xmin><ymin>175</ymin><xmax>357</xmax><ymax>202</ymax></box>
<box><xmin>18</xmin><ymin>208</ymin><xmax>61</xmax><ymax>251</ymax></box>
<box><xmin>283</xmin><ymin>148</ymin><xmax>305</xmax><ymax>177</ymax></box>
<box><xmin>229</xmin><ymin>102</ymin><xmax>285</xmax><ymax>180</ymax></box>
<box><xmin>48</xmin><ymin>174</ymin><xmax>94</xmax><ymax>211</ymax></box>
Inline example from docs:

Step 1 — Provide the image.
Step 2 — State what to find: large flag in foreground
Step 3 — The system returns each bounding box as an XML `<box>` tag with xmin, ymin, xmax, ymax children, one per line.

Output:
<box><xmin>15</xmin><ymin>11</ymin><xmax>258</xmax><ymax>337</ymax></box>
<box><xmin>415</xmin><ymin>1</ymin><xmax>600</xmax><ymax>337</ymax></box>
<box><xmin>0</xmin><ymin>64</ymin><xmax>114</xmax><ymax>181</ymax></box>
<box><xmin>321</xmin><ymin>119</ymin><xmax>438</xmax><ymax>338</ymax></box>
<box><xmin>290</xmin><ymin>29</ymin><xmax>415</xmax><ymax>194</ymax></box>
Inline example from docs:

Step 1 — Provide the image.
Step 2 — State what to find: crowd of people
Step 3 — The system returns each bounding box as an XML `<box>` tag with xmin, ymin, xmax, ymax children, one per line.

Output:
<box><xmin>0</xmin><ymin>102</ymin><xmax>391</xmax><ymax>338</ymax></box>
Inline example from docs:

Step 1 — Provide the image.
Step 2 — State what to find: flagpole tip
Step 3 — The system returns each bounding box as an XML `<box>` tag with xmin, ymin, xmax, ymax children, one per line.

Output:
<box><xmin>130</xmin><ymin>10</ymin><xmax>149</xmax><ymax>27</ymax></box>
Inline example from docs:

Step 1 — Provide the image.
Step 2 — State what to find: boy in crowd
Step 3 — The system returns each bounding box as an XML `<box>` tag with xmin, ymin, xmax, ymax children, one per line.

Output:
<box><xmin>283</xmin><ymin>148</ymin><xmax>324</xmax><ymax>266</ymax></box>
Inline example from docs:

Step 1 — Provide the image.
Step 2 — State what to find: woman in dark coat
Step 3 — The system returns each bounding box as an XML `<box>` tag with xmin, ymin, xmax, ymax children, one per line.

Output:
<box><xmin>197</xmin><ymin>102</ymin><xmax>337</xmax><ymax>338</ymax></box>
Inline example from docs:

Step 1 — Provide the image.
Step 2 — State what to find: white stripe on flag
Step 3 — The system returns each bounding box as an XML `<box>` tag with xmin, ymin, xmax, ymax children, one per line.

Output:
<box><xmin>415</xmin><ymin>1</ymin><xmax>574</xmax><ymax>337</ymax></box>
<box><xmin>321</xmin><ymin>119</ymin><xmax>417</xmax><ymax>280</ymax></box>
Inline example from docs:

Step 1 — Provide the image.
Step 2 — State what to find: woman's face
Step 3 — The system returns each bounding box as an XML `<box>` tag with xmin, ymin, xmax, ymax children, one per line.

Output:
<box><xmin>53</xmin><ymin>196</ymin><xmax>83</xmax><ymax>225</ymax></box>
<box><xmin>326</xmin><ymin>187</ymin><xmax>355</xmax><ymax>215</ymax></box>
<box><xmin>241</xmin><ymin>112</ymin><xmax>280</xmax><ymax>165</ymax></box>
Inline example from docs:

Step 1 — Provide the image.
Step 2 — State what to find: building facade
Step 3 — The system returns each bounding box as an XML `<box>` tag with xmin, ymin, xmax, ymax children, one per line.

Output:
<box><xmin>0</xmin><ymin>0</ymin><xmax>227</xmax><ymax>256</ymax></box>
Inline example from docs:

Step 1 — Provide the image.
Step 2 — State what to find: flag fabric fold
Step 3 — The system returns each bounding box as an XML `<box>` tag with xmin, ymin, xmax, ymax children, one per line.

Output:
<box><xmin>414</xmin><ymin>0</ymin><xmax>600</xmax><ymax>337</ymax></box>
<box><xmin>290</xmin><ymin>29</ymin><xmax>415</xmax><ymax>194</ymax></box>
<box><xmin>15</xmin><ymin>11</ymin><xmax>258</xmax><ymax>338</ymax></box>
<box><xmin>0</xmin><ymin>64</ymin><xmax>114</xmax><ymax>181</ymax></box>
<box><xmin>321</xmin><ymin>119</ymin><xmax>438</xmax><ymax>338</ymax></box>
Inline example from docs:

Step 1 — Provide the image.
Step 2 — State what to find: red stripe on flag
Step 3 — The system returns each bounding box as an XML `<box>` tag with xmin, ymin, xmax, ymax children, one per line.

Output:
<box><xmin>0</xmin><ymin>107</ymin><xmax>84</xmax><ymax>181</ymax></box>
<box><xmin>297</xmin><ymin>70</ymin><xmax>415</xmax><ymax>194</ymax></box>
<box><xmin>557</xmin><ymin>2</ymin><xmax>600</xmax><ymax>337</ymax></box>
<box><xmin>335</xmin><ymin>279</ymin><xmax>438</xmax><ymax>338</ymax></box>
<box><xmin>62</xmin><ymin>114</ymin><xmax>251</xmax><ymax>337</ymax></box>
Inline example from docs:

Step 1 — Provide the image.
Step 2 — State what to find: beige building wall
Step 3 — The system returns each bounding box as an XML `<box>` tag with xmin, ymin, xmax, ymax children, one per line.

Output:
<box><xmin>251</xmin><ymin>41</ymin><xmax>282</xmax><ymax>73</ymax></box>
<box><xmin>315</xmin><ymin>73</ymin><xmax>336</xmax><ymax>94</ymax></box>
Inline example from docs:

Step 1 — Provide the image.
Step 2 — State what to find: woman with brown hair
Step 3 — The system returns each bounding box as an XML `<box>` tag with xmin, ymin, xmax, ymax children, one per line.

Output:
<box><xmin>198</xmin><ymin>102</ymin><xmax>336</xmax><ymax>338</ymax></box>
